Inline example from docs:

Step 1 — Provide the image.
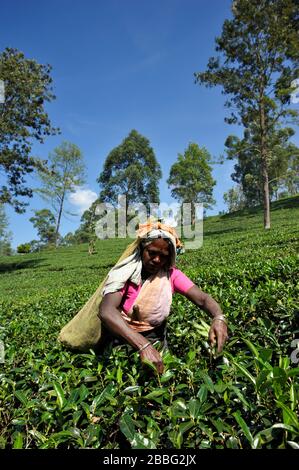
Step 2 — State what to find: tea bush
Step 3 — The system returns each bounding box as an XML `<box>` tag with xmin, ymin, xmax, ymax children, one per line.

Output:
<box><xmin>0</xmin><ymin>196</ymin><xmax>298</xmax><ymax>449</ymax></box>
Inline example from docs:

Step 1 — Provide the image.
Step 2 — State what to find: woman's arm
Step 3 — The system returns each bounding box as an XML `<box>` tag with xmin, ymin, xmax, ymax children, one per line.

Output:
<box><xmin>183</xmin><ymin>286</ymin><xmax>228</xmax><ymax>353</ymax></box>
<box><xmin>98</xmin><ymin>293</ymin><xmax>164</xmax><ymax>373</ymax></box>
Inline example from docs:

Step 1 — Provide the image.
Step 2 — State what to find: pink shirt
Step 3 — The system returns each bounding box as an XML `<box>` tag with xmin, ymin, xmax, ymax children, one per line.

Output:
<box><xmin>119</xmin><ymin>267</ymin><xmax>194</xmax><ymax>314</ymax></box>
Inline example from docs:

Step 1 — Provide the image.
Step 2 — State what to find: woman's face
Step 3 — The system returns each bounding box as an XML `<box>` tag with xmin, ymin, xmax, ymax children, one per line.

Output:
<box><xmin>142</xmin><ymin>238</ymin><xmax>170</xmax><ymax>274</ymax></box>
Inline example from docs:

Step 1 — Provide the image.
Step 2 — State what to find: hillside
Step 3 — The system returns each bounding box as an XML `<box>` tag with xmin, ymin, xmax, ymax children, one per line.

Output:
<box><xmin>0</xmin><ymin>195</ymin><xmax>298</xmax><ymax>301</ymax></box>
<box><xmin>0</xmin><ymin>196</ymin><xmax>298</xmax><ymax>449</ymax></box>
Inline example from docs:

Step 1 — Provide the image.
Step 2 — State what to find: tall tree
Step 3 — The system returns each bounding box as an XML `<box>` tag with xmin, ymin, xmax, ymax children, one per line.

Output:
<box><xmin>282</xmin><ymin>152</ymin><xmax>299</xmax><ymax>196</ymax></box>
<box><xmin>36</xmin><ymin>141</ymin><xmax>86</xmax><ymax>246</ymax></box>
<box><xmin>62</xmin><ymin>232</ymin><xmax>76</xmax><ymax>246</ymax></box>
<box><xmin>74</xmin><ymin>198</ymin><xmax>99</xmax><ymax>244</ymax></box>
<box><xmin>195</xmin><ymin>0</ymin><xmax>299</xmax><ymax>229</ymax></box>
<box><xmin>223</xmin><ymin>186</ymin><xmax>245</xmax><ymax>213</ymax></box>
<box><xmin>29</xmin><ymin>209</ymin><xmax>56</xmax><ymax>246</ymax></box>
<box><xmin>225</xmin><ymin>126</ymin><xmax>299</xmax><ymax>205</ymax></box>
<box><xmin>97</xmin><ymin>129</ymin><xmax>162</xmax><ymax>217</ymax></box>
<box><xmin>0</xmin><ymin>204</ymin><xmax>12</xmax><ymax>256</ymax></box>
<box><xmin>0</xmin><ymin>48</ymin><xmax>60</xmax><ymax>213</ymax></box>
<box><xmin>167</xmin><ymin>143</ymin><xmax>216</xmax><ymax>224</ymax></box>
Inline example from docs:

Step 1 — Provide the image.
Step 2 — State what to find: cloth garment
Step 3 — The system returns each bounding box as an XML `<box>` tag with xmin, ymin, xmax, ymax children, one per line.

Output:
<box><xmin>119</xmin><ymin>267</ymin><xmax>194</xmax><ymax>324</ymax></box>
<box><xmin>101</xmin><ymin>224</ymin><xmax>181</xmax><ymax>296</ymax></box>
<box><xmin>137</xmin><ymin>221</ymin><xmax>183</xmax><ymax>252</ymax></box>
<box><xmin>101</xmin><ymin>249</ymin><xmax>142</xmax><ymax>296</ymax></box>
<box><xmin>57</xmin><ymin>238</ymin><xmax>141</xmax><ymax>351</ymax></box>
<box><xmin>102</xmin><ymin>222</ymin><xmax>192</xmax><ymax>333</ymax></box>
<box><xmin>119</xmin><ymin>269</ymin><xmax>173</xmax><ymax>332</ymax></box>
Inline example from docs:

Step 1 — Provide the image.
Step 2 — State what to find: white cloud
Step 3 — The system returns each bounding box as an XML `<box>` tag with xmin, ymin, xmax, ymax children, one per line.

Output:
<box><xmin>69</xmin><ymin>187</ymin><xmax>98</xmax><ymax>214</ymax></box>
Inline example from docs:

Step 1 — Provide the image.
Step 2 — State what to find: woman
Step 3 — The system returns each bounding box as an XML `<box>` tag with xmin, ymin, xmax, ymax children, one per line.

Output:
<box><xmin>98</xmin><ymin>221</ymin><xmax>228</xmax><ymax>374</ymax></box>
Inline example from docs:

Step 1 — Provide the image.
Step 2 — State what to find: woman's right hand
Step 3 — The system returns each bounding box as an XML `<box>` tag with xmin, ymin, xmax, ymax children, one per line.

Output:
<box><xmin>139</xmin><ymin>345</ymin><xmax>164</xmax><ymax>374</ymax></box>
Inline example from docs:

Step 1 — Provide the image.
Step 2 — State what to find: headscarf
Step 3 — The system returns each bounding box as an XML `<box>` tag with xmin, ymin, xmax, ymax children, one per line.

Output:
<box><xmin>101</xmin><ymin>221</ymin><xmax>183</xmax><ymax>296</ymax></box>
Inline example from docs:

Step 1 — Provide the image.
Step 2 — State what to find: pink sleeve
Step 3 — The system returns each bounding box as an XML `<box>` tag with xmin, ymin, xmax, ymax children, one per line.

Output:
<box><xmin>170</xmin><ymin>268</ymin><xmax>194</xmax><ymax>295</ymax></box>
<box><xmin>119</xmin><ymin>283</ymin><xmax>127</xmax><ymax>295</ymax></box>
<box><xmin>118</xmin><ymin>281</ymin><xmax>141</xmax><ymax>314</ymax></box>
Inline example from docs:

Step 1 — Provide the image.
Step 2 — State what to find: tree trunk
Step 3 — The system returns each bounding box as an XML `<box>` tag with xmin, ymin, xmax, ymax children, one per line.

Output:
<box><xmin>191</xmin><ymin>203</ymin><xmax>196</xmax><ymax>227</ymax></box>
<box><xmin>55</xmin><ymin>192</ymin><xmax>65</xmax><ymax>246</ymax></box>
<box><xmin>261</xmin><ymin>156</ymin><xmax>271</xmax><ymax>229</ymax></box>
<box><xmin>259</xmin><ymin>96</ymin><xmax>271</xmax><ymax>230</ymax></box>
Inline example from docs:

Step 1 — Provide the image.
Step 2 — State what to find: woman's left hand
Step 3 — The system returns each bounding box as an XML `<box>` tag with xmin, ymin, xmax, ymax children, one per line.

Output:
<box><xmin>209</xmin><ymin>319</ymin><xmax>228</xmax><ymax>353</ymax></box>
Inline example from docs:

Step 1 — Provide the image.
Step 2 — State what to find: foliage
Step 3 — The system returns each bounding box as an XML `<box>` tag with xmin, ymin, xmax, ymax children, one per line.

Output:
<box><xmin>223</xmin><ymin>186</ymin><xmax>245</xmax><ymax>213</ymax></box>
<box><xmin>167</xmin><ymin>143</ymin><xmax>216</xmax><ymax>220</ymax></box>
<box><xmin>0</xmin><ymin>196</ymin><xmax>298</xmax><ymax>449</ymax></box>
<box><xmin>0</xmin><ymin>205</ymin><xmax>8</xmax><ymax>238</ymax></box>
<box><xmin>195</xmin><ymin>0</ymin><xmax>299</xmax><ymax>229</ymax></box>
<box><xmin>0</xmin><ymin>47</ymin><xmax>60</xmax><ymax>213</ymax></box>
<box><xmin>225</xmin><ymin>127</ymin><xmax>299</xmax><ymax>206</ymax></box>
<box><xmin>16</xmin><ymin>243</ymin><xmax>31</xmax><ymax>254</ymax></box>
<box><xmin>29</xmin><ymin>209</ymin><xmax>56</xmax><ymax>246</ymax></box>
<box><xmin>0</xmin><ymin>205</ymin><xmax>12</xmax><ymax>256</ymax></box>
<box><xmin>281</xmin><ymin>152</ymin><xmax>299</xmax><ymax>197</ymax></box>
<box><xmin>0</xmin><ymin>240</ymin><xmax>12</xmax><ymax>257</ymax></box>
<box><xmin>28</xmin><ymin>240</ymin><xmax>42</xmax><ymax>253</ymax></box>
<box><xmin>61</xmin><ymin>232</ymin><xmax>77</xmax><ymax>247</ymax></box>
<box><xmin>97</xmin><ymin>129</ymin><xmax>162</xmax><ymax>214</ymax></box>
<box><xmin>73</xmin><ymin>199</ymin><xmax>100</xmax><ymax>244</ymax></box>
<box><xmin>36</xmin><ymin>141</ymin><xmax>86</xmax><ymax>246</ymax></box>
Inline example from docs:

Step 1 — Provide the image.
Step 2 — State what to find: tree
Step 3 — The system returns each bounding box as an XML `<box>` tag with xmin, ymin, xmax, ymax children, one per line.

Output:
<box><xmin>225</xmin><ymin>126</ymin><xmax>299</xmax><ymax>205</ymax></box>
<box><xmin>97</xmin><ymin>129</ymin><xmax>162</xmax><ymax>218</ymax></box>
<box><xmin>29</xmin><ymin>209</ymin><xmax>56</xmax><ymax>246</ymax></box>
<box><xmin>223</xmin><ymin>186</ymin><xmax>245</xmax><ymax>213</ymax></box>
<box><xmin>167</xmin><ymin>143</ymin><xmax>216</xmax><ymax>224</ymax></box>
<box><xmin>0</xmin><ymin>204</ymin><xmax>12</xmax><ymax>255</ymax></box>
<box><xmin>0</xmin><ymin>48</ymin><xmax>60</xmax><ymax>213</ymax></box>
<box><xmin>280</xmin><ymin>152</ymin><xmax>299</xmax><ymax>196</ymax></box>
<box><xmin>73</xmin><ymin>198</ymin><xmax>99</xmax><ymax>244</ymax></box>
<box><xmin>17</xmin><ymin>243</ymin><xmax>31</xmax><ymax>254</ymax></box>
<box><xmin>36</xmin><ymin>141</ymin><xmax>86</xmax><ymax>246</ymax></box>
<box><xmin>61</xmin><ymin>232</ymin><xmax>76</xmax><ymax>246</ymax></box>
<box><xmin>28</xmin><ymin>239</ymin><xmax>42</xmax><ymax>253</ymax></box>
<box><xmin>195</xmin><ymin>0</ymin><xmax>299</xmax><ymax>229</ymax></box>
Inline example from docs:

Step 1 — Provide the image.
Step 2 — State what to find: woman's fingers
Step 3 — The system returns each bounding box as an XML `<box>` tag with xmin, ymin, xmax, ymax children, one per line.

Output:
<box><xmin>209</xmin><ymin>323</ymin><xmax>228</xmax><ymax>353</ymax></box>
<box><xmin>209</xmin><ymin>328</ymin><xmax>216</xmax><ymax>348</ymax></box>
<box><xmin>140</xmin><ymin>345</ymin><xmax>164</xmax><ymax>374</ymax></box>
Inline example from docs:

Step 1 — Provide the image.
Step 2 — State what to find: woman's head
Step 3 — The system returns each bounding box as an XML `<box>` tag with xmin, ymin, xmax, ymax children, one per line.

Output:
<box><xmin>140</xmin><ymin>236</ymin><xmax>174</xmax><ymax>274</ymax></box>
<box><xmin>137</xmin><ymin>221</ymin><xmax>182</xmax><ymax>272</ymax></box>
<box><xmin>101</xmin><ymin>221</ymin><xmax>182</xmax><ymax>296</ymax></box>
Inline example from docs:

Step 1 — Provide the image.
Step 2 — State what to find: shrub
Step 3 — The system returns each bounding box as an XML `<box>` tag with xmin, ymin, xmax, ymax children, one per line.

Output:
<box><xmin>17</xmin><ymin>243</ymin><xmax>31</xmax><ymax>254</ymax></box>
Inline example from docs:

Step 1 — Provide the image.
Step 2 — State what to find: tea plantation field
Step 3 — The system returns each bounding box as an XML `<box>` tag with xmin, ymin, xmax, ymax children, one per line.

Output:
<box><xmin>0</xmin><ymin>196</ymin><xmax>298</xmax><ymax>449</ymax></box>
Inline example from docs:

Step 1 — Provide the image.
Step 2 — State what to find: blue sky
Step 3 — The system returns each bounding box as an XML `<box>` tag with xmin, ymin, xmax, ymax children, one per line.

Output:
<box><xmin>1</xmin><ymin>0</ymin><xmax>297</xmax><ymax>249</ymax></box>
